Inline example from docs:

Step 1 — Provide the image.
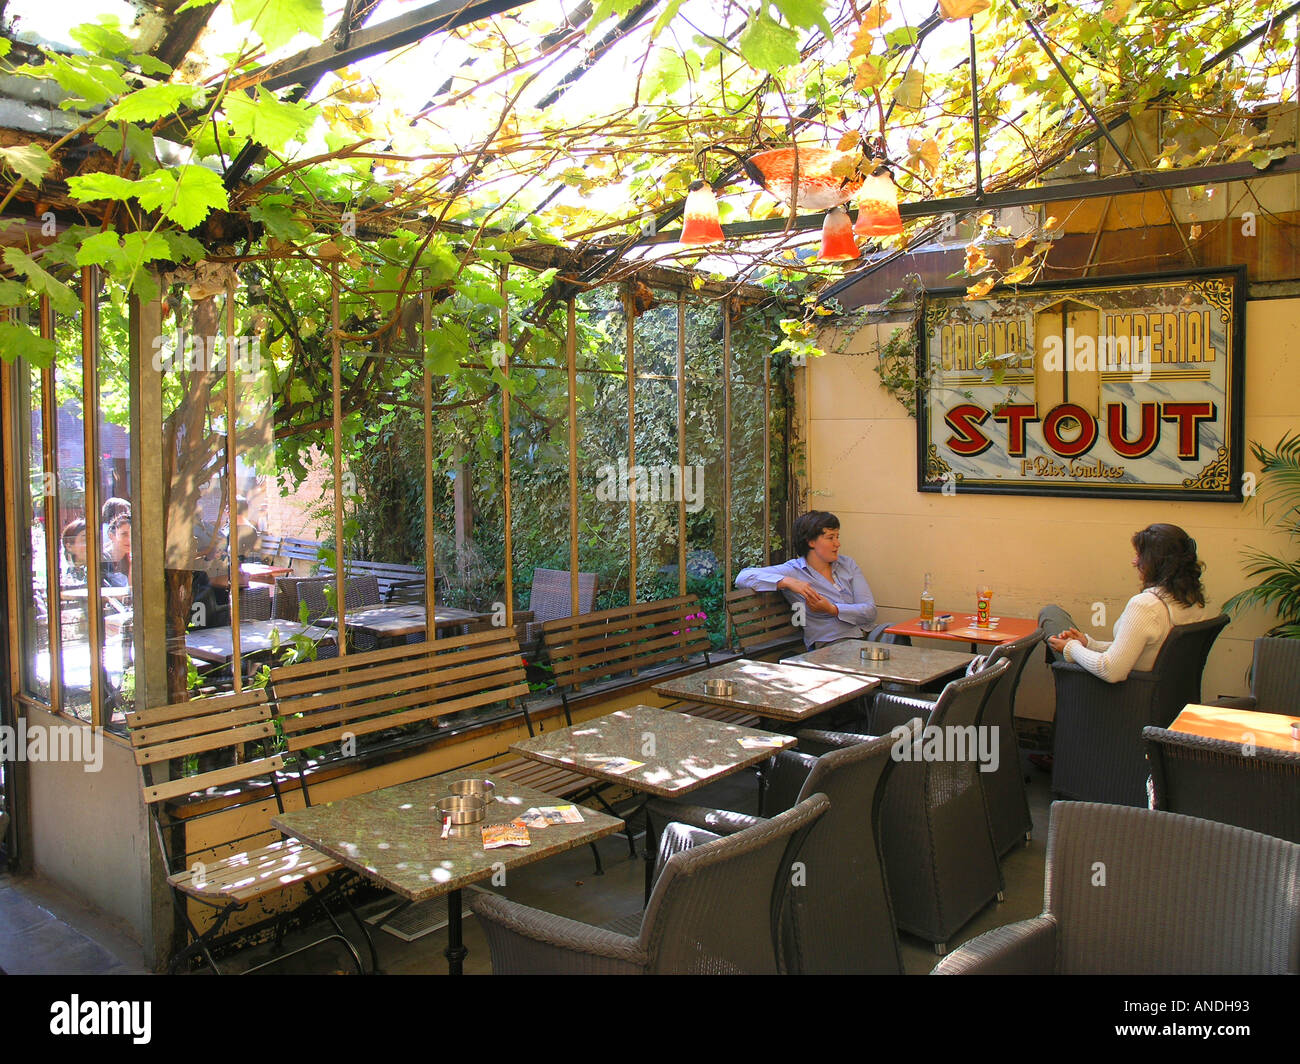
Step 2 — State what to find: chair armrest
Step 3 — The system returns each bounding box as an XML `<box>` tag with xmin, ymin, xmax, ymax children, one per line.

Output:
<box><xmin>643</xmin><ymin>798</ymin><xmax>761</xmax><ymax>837</ymax></box>
<box><xmin>869</xmin><ymin>691</ymin><xmax>937</xmax><ymax>734</ymax></box>
<box><xmin>930</xmin><ymin>916</ymin><xmax>1058</xmax><ymax>975</ymax></box>
<box><xmin>468</xmin><ymin>893</ymin><xmax>649</xmax><ymax>974</ymax></box>
<box><xmin>1211</xmin><ymin>694</ymin><xmax>1257</xmax><ymax>710</ymax></box>
<box><xmin>796</xmin><ymin>728</ymin><xmax>873</xmax><ymax>755</ymax></box>
<box><xmin>762</xmin><ymin>749</ymin><xmax>817</xmax><ymax>815</ymax></box>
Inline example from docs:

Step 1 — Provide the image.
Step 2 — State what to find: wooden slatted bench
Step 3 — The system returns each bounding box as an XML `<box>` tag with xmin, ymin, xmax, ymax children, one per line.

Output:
<box><xmin>126</xmin><ymin>689</ymin><xmax>368</xmax><ymax>974</ymax></box>
<box><xmin>268</xmin><ymin>627</ymin><xmax>530</xmax><ymax>798</ymax></box>
<box><xmin>725</xmin><ymin>587</ymin><xmax>805</xmax><ymax>660</ymax></box>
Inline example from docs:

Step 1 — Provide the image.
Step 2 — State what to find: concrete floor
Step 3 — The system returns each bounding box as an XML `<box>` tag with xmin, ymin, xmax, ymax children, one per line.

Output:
<box><xmin>0</xmin><ymin>759</ymin><xmax>1055</xmax><ymax>976</ymax></box>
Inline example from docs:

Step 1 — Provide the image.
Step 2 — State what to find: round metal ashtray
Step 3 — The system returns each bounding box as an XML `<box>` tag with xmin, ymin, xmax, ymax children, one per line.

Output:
<box><xmin>920</xmin><ymin>617</ymin><xmax>950</xmax><ymax>632</ymax></box>
<box><xmin>449</xmin><ymin>778</ymin><xmax>496</xmax><ymax>804</ymax></box>
<box><xmin>436</xmin><ymin>794</ymin><xmax>486</xmax><ymax>825</ymax></box>
<box><xmin>705</xmin><ymin>678</ymin><xmax>735</xmax><ymax>697</ymax></box>
<box><xmin>1291</xmin><ymin>720</ymin><xmax>1300</xmax><ymax>740</ymax></box>
<box><xmin>861</xmin><ymin>645</ymin><xmax>890</xmax><ymax>662</ymax></box>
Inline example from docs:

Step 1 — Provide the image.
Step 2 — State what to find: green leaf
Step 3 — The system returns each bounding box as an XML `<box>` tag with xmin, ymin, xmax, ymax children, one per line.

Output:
<box><xmin>886</xmin><ymin>26</ymin><xmax>920</xmax><ymax>48</ymax></box>
<box><xmin>0</xmin><ymin>322</ymin><xmax>54</xmax><ymax>366</ymax></box>
<box><xmin>136</xmin><ymin>166</ymin><xmax>229</xmax><ymax>230</ymax></box>
<box><xmin>1249</xmin><ymin>147</ymin><xmax>1288</xmax><ymax>170</ymax></box>
<box><xmin>132</xmin><ymin>53</ymin><xmax>174</xmax><ymax>77</ymax></box>
<box><xmin>46</xmin><ymin>55</ymin><xmax>129</xmax><ymax>107</ymax></box>
<box><xmin>67</xmin><ymin>173</ymin><xmax>144</xmax><ymax>203</ymax></box>
<box><xmin>650</xmin><ymin>0</ymin><xmax>685</xmax><ymax>38</ymax></box>
<box><xmin>160</xmin><ymin>230</ymin><xmax>206</xmax><ymax>264</ymax></box>
<box><xmin>249</xmin><ymin>195</ymin><xmax>309</xmax><ymax>240</ymax></box>
<box><xmin>771</xmin><ymin>0</ymin><xmax>833</xmax><ymax>37</ymax></box>
<box><xmin>107</xmin><ymin>83</ymin><xmax>199</xmax><ymax>123</ymax></box>
<box><xmin>0</xmin><ymin>39</ymin><xmax>10</xmax><ymax>58</ymax></box>
<box><xmin>0</xmin><ymin>144</ymin><xmax>54</xmax><ymax>186</ymax></box>
<box><xmin>738</xmin><ymin>9</ymin><xmax>800</xmax><ymax>75</ymax></box>
<box><xmin>3</xmin><ymin>248</ymin><xmax>79</xmax><ymax>314</ymax></box>
<box><xmin>231</xmin><ymin>0</ymin><xmax>325</xmax><ymax>53</ymax></box>
<box><xmin>176</xmin><ymin>0</ymin><xmax>220</xmax><ymax>11</ymax></box>
<box><xmin>76</xmin><ymin>230</ymin><xmax>131</xmax><ymax>270</ymax></box>
<box><xmin>222</xmin><ymin>87</ymin><xmax>316</xmax><ymax>151</ymax></box>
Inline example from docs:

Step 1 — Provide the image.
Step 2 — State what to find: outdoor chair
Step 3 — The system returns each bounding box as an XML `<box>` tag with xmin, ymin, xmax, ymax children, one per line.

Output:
<box><xmin>1050</xmin><ymin>614</ymin><xmax>1230</xmax><ymax>806</ymax></box>
<box><xmin>868</xmin><ymin>629</ymin><xmax>1043</xmax><ymax>856</ymax></box>
<box><xmin>645</xmin><ymin>722</ymin><xmax>918</xmax><ymax>974</ymax></box>
<box><xmin>810</xmin><ymin>659</ymin><xmax>1011</xmax><ymax>953</ymax></box>
<box><xmin>1213</xmin><ymin>635</ymin><xmax>1300</xmax><ymax>714</ymax></box>
<box><xmin>515</xmin><ymin>567</ymin><xmax>597</xmax><ymax>654</ymax></box>
<box><xmin>1143</xmin><ymin>725</ymin><xmax>1300</xmax><ymax>843</ymax></box>
<box><xmin>126</xmin><ymin>689</ymin><xmax>371</xmax><ymax>974</ymax></box>
<box><xmin>933</xmin><ymin>801</ymin><xmax>1300</xmax><ymax>974</ymax></box>
<box><xmin>469</xmin><ymin>793</ymin><xmax>829</xmax><ymax>974</ymax></box>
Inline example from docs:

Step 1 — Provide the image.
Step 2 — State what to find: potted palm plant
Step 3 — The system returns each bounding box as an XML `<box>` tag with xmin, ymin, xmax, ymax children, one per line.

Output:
<box><xmin>1223</xmin><ymin>433</ymin><xmax>1300</xmax><ymax>637</ymax></box>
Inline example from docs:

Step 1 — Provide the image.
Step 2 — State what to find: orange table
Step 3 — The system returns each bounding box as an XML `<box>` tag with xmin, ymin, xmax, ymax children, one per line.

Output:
<box><xmin>1170</xmin><ymin>704</ymin><xmax>1300</xmax><ymax>755</ymax></box>
<box><xmin>886</xmin><ymin>611</ymin><xmax>1040</xmax><ymax>652</ymax></box>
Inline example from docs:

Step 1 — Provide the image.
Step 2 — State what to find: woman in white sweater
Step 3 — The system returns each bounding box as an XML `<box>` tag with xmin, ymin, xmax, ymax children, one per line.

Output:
<box><xmin>1043</xmin><ymin>523</ymin><xmax>1210</xmax><ymax>683</ymax></box>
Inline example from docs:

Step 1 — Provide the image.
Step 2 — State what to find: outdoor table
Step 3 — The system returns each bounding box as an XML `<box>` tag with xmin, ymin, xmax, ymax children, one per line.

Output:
<box><xmin>321</xmin><ymin>603</ymin><xmax>489</xmax><ymax>641</ymax></box>
<box><xmin>208</xmin><ymin>562</ymin><xmax>293</xmax><ymax>590</ymax></box>
<box><xmin>510</xmin><ymin>704</ymin><xmax>796</xmax><ymax>899</ymax></box>
<box><xmin>886</xmin><ymin>612</ymin><xmax>1040</xmax><ymax>653</ymax></box>
<box><xmin>184</xmin><ymin>619</ymin><xmax>336</xmax><ymax>665</ymax></box>
<box><xmin>60</xmin><ymin>585</ymin><xmax>132</xmax><ymax>603</ymax></box>
<box><xmin>783</xmin><ymin>639</ymin><xmax>976</xmax><ymax>688</ymax></box>
<box><xmin>651</xmin><ymin>657</ymin><xmax>878</xmax><ymax>724</ymax></box>
<box><xmin>1170</xmin><ymin>703</ymin><xmax>1300</xmax><ymax>755</ymax></box>
<box><xmin>271</xmin><ymin>768</ymin><xmax>624</xmax><ymax>975</ymax></box>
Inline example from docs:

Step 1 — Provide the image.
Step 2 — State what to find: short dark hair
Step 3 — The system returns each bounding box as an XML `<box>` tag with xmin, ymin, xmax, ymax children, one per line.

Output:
<box><xmin>793</xmin><ymin>511</ymin><xmax>840</xmax><ymax>556</ymax></box>
<box><xmin>102</xmin><ymin>497</ymin><xmax>130</xmax><ymax>524</ymax></box>
<box><xmin>60</xmin><ymin>518</ymin><xmax>86</xmax><ymax>548</ymax></box>
<box><xmin>1133</xmin><ymin>523</ymin><xmax>1205</xmax><ymax>608</ymax></box>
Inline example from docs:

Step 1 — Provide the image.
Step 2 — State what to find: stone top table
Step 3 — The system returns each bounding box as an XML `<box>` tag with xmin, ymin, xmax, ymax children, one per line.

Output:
<box><xmin>321</xmin><ymin>603</ymin><xmax>489</xmax><ymax>640</ymax></box>
<box><xmin>509</xmin><ymin>705</ymin><xmax>796</xmax><ymax>799</ymax></box>
<box><xmin>652</xmin><ymin>658</ymin><xmax>878</xmax><ymax>723</ymax></box>
<box><xmin>184</xmin><ymin>619</ymin><xmax>336</xmax><ymax>664</ymax></box>
<box><xmin>782</xmin><ymin>639</ymin><xmax>976</xmax><ymax>688</ymax></box>
<box><xmin>272</xmin><ymin>768</ymin><xmax>624</xmax><ymax>974</ymax></box>
<box><xmin>1170</xmin><ymin>704</ymin><xmax>1300</xmax><ymax>755</ymax></box>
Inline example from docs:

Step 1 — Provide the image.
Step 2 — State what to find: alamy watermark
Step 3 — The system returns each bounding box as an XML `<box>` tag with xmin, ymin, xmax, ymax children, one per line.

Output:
<box><xmin>0</xmin><ymin>721</ymin><xmax>104</xmax><ymax>772</ymax></box>
<box><xmin>1040</xmin><ymin>330</ymin><xmax>1152</xmax><ymax>382</ymax></box>
<box><xmin>890</xmin><ymin>723</ymin><xmax>999</xmax><ymax>774</ymax></box>
<box><xmin>151</xmin><ymin>335</ymin><xmax>262</xmax><ymax>381</ymax></box>
<box><xmin>594</xmin><ymin>459</ymin><xmax>705</xmax><ymax>513</ymax></box>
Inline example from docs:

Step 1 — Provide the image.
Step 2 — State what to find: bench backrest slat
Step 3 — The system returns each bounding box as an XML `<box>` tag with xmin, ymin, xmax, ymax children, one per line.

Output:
<box><xmin>542</xmin><ymin>596</ymin><xmax>710</xmax><ymax>691</ymax></box>
<box><xmin>725</xmin><ymin>588</ymin><xmax>802</xmax><ymax>654</ymax></box>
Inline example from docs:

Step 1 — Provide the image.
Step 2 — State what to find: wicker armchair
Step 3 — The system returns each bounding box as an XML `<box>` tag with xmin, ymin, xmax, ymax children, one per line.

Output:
<box><xmin>646</xmin><ymin>723</ymin><xmax>918</xmax><ymax>974</ymax></box>
<box><xmin>516</xmin><ymin>568</ymin><xmax>597</xmax><ymax>653</ymax></box>
<box><xmin>867</xmin><ymin>630</ymin><xmax>1043</xmax><ymax>857</ymax></box>
<box><xmin>1143</xmin><ymin>726</ymin><xmax>1300</xmax><ymax>843</ymax></box>
<box><xmin>1214</xmin><ymin>635</ymin><xmax>1300</xmax><ymax>714</ymax></box>
<box><xmin>1051</xmin><ymin>614</ymin><xmax>1229</xmax><ymax>806</ymax></box>
<box><xmin>933</xmin><ymin>801</ymin><xmax>1300</xmax><ymax>974</ymax></box>
<box><xmin>469</xmin><ymin>794</ymin><xmax>829</xmax><ymax>974</ymax></box>
<box><xmin>838</xmin><ymin>660</ymin><xmax>1011</xmax><ymax>952</ymax></box>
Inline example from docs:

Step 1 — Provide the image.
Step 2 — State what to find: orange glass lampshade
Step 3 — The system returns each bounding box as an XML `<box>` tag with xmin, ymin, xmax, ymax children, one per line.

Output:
<box><xmin>819</xmin><ymin>207</ymin><xmax>859</xmax><ymax>261</ymax></box>
<box><xmin>744</xmin><ymin>147</ymin><xmax>863</xmax><ymax>211</ymax></box>
<box><xmin>679</xmin><ymin>180</ymin><xmax>723</xmax><ymax>245</ymax></box>
<box><xmin>853</xmin><ymin>171</ymin><xmax>903</xmax><ymax>237</ymax></box>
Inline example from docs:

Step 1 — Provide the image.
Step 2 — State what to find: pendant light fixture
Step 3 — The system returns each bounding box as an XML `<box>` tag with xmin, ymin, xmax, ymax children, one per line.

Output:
<box><xmin>853</xmin><ymin>165</ymin><xmax>903</xmax><ymax>238</ymax></box>
<box><xmin>819</xmin><ymin>206</ymin><xmax>860</xmax><ymax>260</ymax></box>
<box><xmin>679</xmin><ymin>180</ymin><xmax>723</xmax><ymax>246</ymax></box>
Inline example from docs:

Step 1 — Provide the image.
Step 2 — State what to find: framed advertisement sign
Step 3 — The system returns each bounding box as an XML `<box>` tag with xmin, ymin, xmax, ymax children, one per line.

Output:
<box><xmin>917</xmin><ymin>266</ymin><xmax>1246</xmax><ymax>501</ymax></box>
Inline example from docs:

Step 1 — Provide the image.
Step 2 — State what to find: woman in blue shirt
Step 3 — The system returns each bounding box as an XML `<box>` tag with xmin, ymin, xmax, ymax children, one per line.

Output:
<box><xmin>735</xmin><ymin>510</ymin><xmax>877</xmax><ymax>648</ymax></box>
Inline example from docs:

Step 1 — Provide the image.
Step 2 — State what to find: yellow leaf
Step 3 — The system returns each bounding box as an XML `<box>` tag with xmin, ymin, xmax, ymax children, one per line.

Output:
<box><xmin>964</xmin><ymin>245</ymin><xmax>989</xmax><ymax>273</ymax></box>
<box><xmin>1043</xmin><ymin>215</ymin><xmax>1059</xmax><ymax>230</ymax></box>
<box><xmin>977</xmin><ymin>212</ymin><xmax>994</xmax><ymax>227</ymax></box>
<box><xmin>965</xmin><ymin>277</ymin><xmax>996</xmax><ymax>300</ymax></box>
<box><xmin>854</xmin><ymin>54</ymin><xmax>886</xmax><ymax>90</ymax></box>
<box><xmin>1189</xmin><ymin>223</ymin><xmax>1203</xmax><ymax>240</ymax></box>
<box><xmin>849</xmin><ymin>19</ymin><xmax>875</xmax><ymax>59</ymax></box>
<box><xmin>894</xmin><ymin>68</ymin><xmax>925</xmax><ymax>110</ymax></box>
<box><xmin>1103</xmin><ymin>0</ymin><xmax>1133</xmax><ymax>25</ymax></box>
<box><xmin>1015</xmin><ymin>233</ymin><xmax>1033</xmax><ymax>248</ymax></box>
<box><xmin>939</xmin><ymin>0</ymin><xmax>990</xmax><ymax>20</ymax></box>
<box><xmin>861</xmin><ymin>1</ymin><xmax>890</xmax><ymax>31</ymax></box>
<box><xmin>1002</xmin><ymin>261</ymin><xmax>1034</xmax><ymax>284</ymax></box>
<box><xmin>830</xmin><ymin>155</ymin><xmax>858</xmax><ymax>179</ymax></box>
<box><xmin>907</xmin><ymin>135</ymin><xmax>939</xmax><ymax>175</ymax></box>
<box><xmin>836</xmin><ymin>132</ymin><xmax>859</xmax><ymax>152</ymax></box>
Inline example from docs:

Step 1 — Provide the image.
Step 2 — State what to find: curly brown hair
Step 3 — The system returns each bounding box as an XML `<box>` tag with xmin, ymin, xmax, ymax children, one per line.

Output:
<box><xmin>1133</xmin><ymin>523</ymin><xmax>1205</xmax><ymax>607</ymax></box>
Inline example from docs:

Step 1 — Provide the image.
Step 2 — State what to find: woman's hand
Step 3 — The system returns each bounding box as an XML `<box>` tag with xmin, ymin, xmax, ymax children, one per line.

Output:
<box><xmin>778</xmin><ymin>577</ymin><xmax>839</xmax><ymax>615</ymax></box>
<box><xmin>1047</xmin><ymin>629</ymin><xmax>1085</xmax><ymax>655</ymax></box>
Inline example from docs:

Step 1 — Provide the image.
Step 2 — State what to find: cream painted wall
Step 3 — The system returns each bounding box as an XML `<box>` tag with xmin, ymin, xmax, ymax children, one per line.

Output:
<box><xmin>804</xmin><ymin>297</ymin><xmax>1300</xmax><ymax>721</ymax></box>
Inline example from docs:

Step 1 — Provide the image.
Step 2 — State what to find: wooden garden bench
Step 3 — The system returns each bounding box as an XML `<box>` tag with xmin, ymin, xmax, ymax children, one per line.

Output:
<box><xmin>725</xmin><ymin>587</ymin><xmax>805</xmax><ymax>659</ymax></box>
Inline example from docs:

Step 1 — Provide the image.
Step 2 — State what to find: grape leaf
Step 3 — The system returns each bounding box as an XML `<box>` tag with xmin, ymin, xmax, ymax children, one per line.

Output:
<box><xmin>649</xmin><ymin>0</ymin><xmax>684</xmax><ymax>38</ymax></box>
<box><xmin>894</xmin><ymin>68</ymin><xmax>925</xmax><ymax>110</ymax></box>
<box><xmin>2</xmin><ymin>248</ymin><xmax>79</xmax><ymax>313</ymax></box>
<box><xmin>161</xmin><ymin>230</ymin><xmax>207</xmax><ymax>263</ymax></box>
<box><xmin>0</xmin><ymin>144</ymin><xmax>54</xmax><ymax>186</ymax></box>
<box><xmin>46</xmin><ymin>55</ymin><xmax>129</xmax><ymax>107</ymax></box>
<box><xmin>231</xmin><ymin>0</ymin><xmax>325</xmax><ymax>53</ymax></box>
<box><xmin>67</xmin><ymin>173</ymin><xmax>144</xmax><ymax>202</ymax></box>
<box><xmin>250</xmin><ymin>195</ymin><xmax>310</xmax><ymax>240</ymax></box>
<box><xmin>739</xmin><ymin>9</ymin><xmax>800</xmax><ymax>75</ymax></box>
<box><xmin>0</xmin><ymin>322</ymin><xmax>55</xmax><ymax>367</ymax></box>
<box><xmin>136</xmin><ymin>166</ymin><xmax>229</xmax><ymax>230</ymax></box>
<box><xmin>107</xmin><ymin>83</ymin><xmax>198</xmax><ymax>123</ymax></box>
<box><xmin>223</xmin><ymin>87</ymin><xmax>317</xmax><ymax>151</ymax></box>
<box><xmin>772</xmin><ymin>0</ymin><xmax>833</xmax><ymax>36</ymax></box>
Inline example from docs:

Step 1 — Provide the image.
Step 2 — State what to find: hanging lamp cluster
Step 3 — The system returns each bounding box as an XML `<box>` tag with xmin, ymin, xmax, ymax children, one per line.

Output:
<box><xmin>677</xmin><ymin>142</ymin><xmax>904</xmax><ymax>262</ymax></box>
